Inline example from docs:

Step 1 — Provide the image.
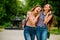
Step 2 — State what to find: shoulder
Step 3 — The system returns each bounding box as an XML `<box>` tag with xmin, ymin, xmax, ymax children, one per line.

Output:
<box><xmin>27</xmin><ymin>11</ymin><xmax>31</xmax><ymax>14</ymax></box>
<box><xmin>27</xmin><ymin>11</ymin><xmax>32</xmax><ymax>16</ymax></box>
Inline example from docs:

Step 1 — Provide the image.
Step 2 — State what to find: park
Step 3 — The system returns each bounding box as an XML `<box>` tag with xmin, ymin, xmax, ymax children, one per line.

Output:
<box><xmin>0</xmin><ymin>0</ymin><xmax>60</xmax><ymax>40</ymax></box>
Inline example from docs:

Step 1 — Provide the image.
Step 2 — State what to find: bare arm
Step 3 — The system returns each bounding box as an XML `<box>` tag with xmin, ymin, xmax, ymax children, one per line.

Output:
<box><xmin>28</xmin><ymin>12</ymin><xmax>40</xmax><ymax>25</ymax></box>
<box><xmin>33</xmin><ymin>13</ymin><xmax>40</xmax><ymax>24</ymax></box>
<box><xmin>44</xmin><ymin>11</ymin><xmax>53</xmax><ymax>24</ymax></box>
<box><xmin>25</xmin><ymin>13</ymin><xmax>29</xmax><ymax>21</ymax></box>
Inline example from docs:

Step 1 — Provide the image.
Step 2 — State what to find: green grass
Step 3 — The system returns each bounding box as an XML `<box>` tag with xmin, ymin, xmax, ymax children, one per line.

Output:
<box><xmin>0</xmin><ymin>28</ymin><xmax>4</xmax><ymax>32</ymax></box>
<box><xmin>50</xmin><ymin>27</ymin><xmax>60</xmax><ymax>34</ymax></box>
<box><xmin>0</xmin><ymin>30</ymin><xmax>3</xmax><ymax>32</ymax></box>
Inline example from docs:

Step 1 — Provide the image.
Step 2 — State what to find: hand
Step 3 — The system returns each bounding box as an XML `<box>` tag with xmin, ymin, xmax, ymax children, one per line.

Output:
<box><xmin>48</xmin><ymin>11</ymin><xmax>52</xmax><ymax>14</ymax></box>
<box><xmin>47</xmin><ymin>11</ymin><xmax>52</xmax><ymax>16</ymax></box>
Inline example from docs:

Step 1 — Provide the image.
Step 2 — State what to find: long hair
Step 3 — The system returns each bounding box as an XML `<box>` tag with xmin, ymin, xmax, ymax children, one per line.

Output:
<box><xmin>44</xmin><ymin>4</ymin><xmax>57</xmax><ymax>31</ymax></box>
<box><xmin>30</xmin><ymin>5</ymin><xmax>41</xmax><ymax>12</ymax></box>
<box><xmin>30</xmin><ymin>5</ymin><xmax>42</xmax><ymax>25</ymax></box>
<box><xmin>47</xmin><ymin>15</ymin><xmax>57</xmax><ymax>31</ymax></box>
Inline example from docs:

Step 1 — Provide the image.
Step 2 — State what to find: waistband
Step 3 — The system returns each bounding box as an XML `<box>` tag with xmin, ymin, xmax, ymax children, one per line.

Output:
<box><xmin>37</xmin><ymin>25</ymin><xmax>48</xmax><ymax>28</ymax></box>
<box><xmin>25</xmin><ymin>26</ymin><xmax>36</xmax><ymax>28</ymax></box>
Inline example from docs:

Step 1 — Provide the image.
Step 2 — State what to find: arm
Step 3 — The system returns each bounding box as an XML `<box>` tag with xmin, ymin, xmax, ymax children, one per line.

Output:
<box><xmin>44</xmin><ymin>11</ymin><xmax>53</xmax><ymax>24</ymax></box>
<box><xmin>33</xmin><ymin>13</ymin><xmax>40</xmax><ymax>24</ymax></box>
<box><xmin>28</xmin><ymin>12</ymin><xmax>40</xmax><ymax>25</ymax></box>
<box><xmin>25</xmin><ymin>13</ymin><xmax>29</xmax><ymax>21</ymax></box>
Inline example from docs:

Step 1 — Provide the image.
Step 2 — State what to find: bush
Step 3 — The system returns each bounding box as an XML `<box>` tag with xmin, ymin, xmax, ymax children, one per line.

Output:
<box><xmin>50</xmin><ymin>27</ymin><xmax>60</xmax><ymax>34</ymax></box>
<box><xmin>0</xmin><ymin>22</ymin><xmax>11</xmax><ymax>28</ymax></box>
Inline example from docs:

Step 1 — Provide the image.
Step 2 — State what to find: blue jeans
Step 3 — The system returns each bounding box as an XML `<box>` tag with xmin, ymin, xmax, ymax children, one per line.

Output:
<box><xmin>36</xmin><ymin>26</ymin><xmax>48</xmax><ymax>40</ymax></box>
<box><xmin>24</xmin><ymin>26</ymin><xmax>36</xmax><ymax>40</ymax></box>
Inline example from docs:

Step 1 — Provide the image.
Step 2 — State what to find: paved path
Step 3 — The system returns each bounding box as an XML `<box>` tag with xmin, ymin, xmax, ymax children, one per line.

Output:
<box><xmin>0</xmin><ymin>30</ymin><xmax>60</xmax><ymax>40</ymax></box>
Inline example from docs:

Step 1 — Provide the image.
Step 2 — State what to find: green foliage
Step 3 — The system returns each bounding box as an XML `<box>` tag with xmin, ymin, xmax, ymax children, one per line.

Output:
<box><xmin>0</xmin><ymin>0</ymin><xmax>60</xmax><ymax>28</ymax></box>
<box><xmin>0</xmin><ymin>0</ymin><xmax>24</xmax><ymax>25</ymax></box>
<box><xmin>24</xmin><ymin>0</ymin><xmax>44</xmax><ymax>13</ymax></box>
<box><xmin>0</xmin><ymin>22</ymin><xmax>11</xmax><ymax>28</ymax></box>
<box><xmin>48</xmin><ymin>0</ymin><xmax>60</xmax><ymax>26</ymax></box>
<box><xmin>50</xmin><ymin>27</ymin><xmax>60</xmax><ymax>34</ymax></box>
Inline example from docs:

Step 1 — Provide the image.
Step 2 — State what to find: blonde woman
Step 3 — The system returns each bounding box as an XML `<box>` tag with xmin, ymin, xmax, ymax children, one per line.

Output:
<box><xmin>24</xmin><ymin>5</ymin><xmax>42</xmax><ymax>40</ymax></box>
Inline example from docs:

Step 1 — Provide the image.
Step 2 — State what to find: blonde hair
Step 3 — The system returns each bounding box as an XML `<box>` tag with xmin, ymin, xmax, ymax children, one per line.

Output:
<box><xmin>30</xmin><ymin>5</ymin><xmax>41</xmax><ymax>12</ymax></box>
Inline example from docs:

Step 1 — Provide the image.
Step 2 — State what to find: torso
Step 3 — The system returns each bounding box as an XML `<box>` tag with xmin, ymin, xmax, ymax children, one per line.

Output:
<box><xmin>26</xmin><ymin>21</ymin><xmax>36</xmax><ymax>27</ymax></box>
<box><xmin>26</xmin><ymin>12</ymin><xmax>36</xmax><ymax>27</ymax></box>
<box><xmin>37</xmin><ymin>12</ymin><xmax>46</xmax><ymax>27</ymax></box>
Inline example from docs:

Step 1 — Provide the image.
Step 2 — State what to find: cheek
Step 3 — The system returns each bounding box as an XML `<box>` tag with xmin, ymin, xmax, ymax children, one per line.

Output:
<box><xmin>44</xmin><ymin>8</ymin><xmax>48</xmax><ymax>10</ymax></box>
<box><xmin>38</xmin><ymin>10</ymin><xmax>40</xmax><ymax>12</ymax></box>
<box><xmin>44</xmin><ymin>8</ymin><xmax>47</xmax><ymax>9</ymax></box>
<box><xmin>35</xmin><ymin>10</ymin><xmax>37</xmax><ymax>13</ymax></box>
<box><xmin>37</xmin><ymin>9</ymin><xmax>40</xmax><ymax>12</ymax></box>
<box><xmin>35</xmin><ymin>9</ymin><xmax>38</xmax><ymax>12</ymax></box>
<box><xmin>48</xmin><ymin>8</ymin><xmax>50</xmax><ymax>10</ymax></box>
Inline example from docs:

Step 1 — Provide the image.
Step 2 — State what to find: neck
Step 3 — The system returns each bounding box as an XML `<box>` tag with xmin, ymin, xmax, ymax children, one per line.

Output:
<box><xmin>32</xmin><ymin>11</ymin><xmax>35</xmax><ymax>16</ymax></box>
<box><xmin>44</xmin><ymin>11</ymin><xmax>48</xmax><ymax>15</ymax></box>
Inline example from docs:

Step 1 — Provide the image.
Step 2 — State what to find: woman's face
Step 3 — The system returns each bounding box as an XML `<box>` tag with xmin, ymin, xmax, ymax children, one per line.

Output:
<box><xmin>34</xmin><ymin>7</ymin><xmax>41</xmax><ymax>14</ymax></box>
<box><xmin>44</xmin><ymin>4</ymin><xmax>50</xmax><ymax>11</ymax></box>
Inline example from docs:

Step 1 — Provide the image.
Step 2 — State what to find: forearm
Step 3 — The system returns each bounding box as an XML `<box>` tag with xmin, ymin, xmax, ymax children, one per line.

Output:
<box><xmin>44</xmin><ymin>18</ymin><xmax>48</xmax><ymax>24</ymax></box>
<box><xmin>44</xmin><ymin>15</ymin><xmax>48</xmax><ymax>24</ymax></box>
<box><xmin>29</xmin><ymin>14</ymin><xmax>40</xmax><ymax>25</ymax></box>
<box><xmin>34</xmin><ymin>14</ymin><xmax>40</xmax><ymax>23</ymax></box>
<box><xmin>44</xmin><ymin>15</ymin><xmax>53</xmax><ymax>24</ymax></box>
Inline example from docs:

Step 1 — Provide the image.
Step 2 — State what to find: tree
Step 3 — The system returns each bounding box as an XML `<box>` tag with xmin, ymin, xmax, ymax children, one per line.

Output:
<box><xmin>48</xmin><ymin>0</ymin><xmax>60</xmax><ymax>29</ymax></box>
<box><xmin>24</xmin><ymin>0</ymin><xmax>44</xmax><ymax>13</ymax></box>
<box><xmin>0</xmin><ymin>0</ymin><xmax>23</xmax><ymax>25</ymax></box>
<box><xmin>24</xmin><ymin>0</ymin><xmax>60</xmax><ymax>28</ymax></box>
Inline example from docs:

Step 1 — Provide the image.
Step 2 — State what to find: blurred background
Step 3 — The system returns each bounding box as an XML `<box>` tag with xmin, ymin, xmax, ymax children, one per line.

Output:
<box><xmin>0</xmin><ymin>0</ymin><xmax>60</xmax><ymax>40</ymax></box>
<box><xmin>0</xmin><ymin>0</ymin><xmax>60</xmax><ymax>31</ymax></box>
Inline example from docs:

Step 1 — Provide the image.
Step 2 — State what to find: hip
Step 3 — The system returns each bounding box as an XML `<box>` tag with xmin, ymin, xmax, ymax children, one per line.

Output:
<box><xmin>36</xmin><ymin>25</ymin><xmax>48</xmax><ymax>30</ymax></box>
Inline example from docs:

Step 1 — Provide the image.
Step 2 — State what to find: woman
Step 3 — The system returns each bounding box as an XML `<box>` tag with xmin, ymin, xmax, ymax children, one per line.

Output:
<box><xmin>24</xmin><ymin>5</ymin><xmax>42</xmax><ymax>40</ymax></box>
<box><xmin>36</xmin><ymin>4</ymin><xmax>53</xmax><ymax>40</ymax></box>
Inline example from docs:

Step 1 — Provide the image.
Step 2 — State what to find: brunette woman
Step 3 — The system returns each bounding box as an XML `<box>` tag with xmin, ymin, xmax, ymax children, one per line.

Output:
<box><xmin>36</xmin><ymin>4</ymin><xmax>53</xmax><ymax>40</ymax></box>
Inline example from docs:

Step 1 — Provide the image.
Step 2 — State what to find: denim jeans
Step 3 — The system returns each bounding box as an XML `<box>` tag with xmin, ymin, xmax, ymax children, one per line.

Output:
<box><xmin>24</xmin><ymin>26</ymin><xmax>36</xmax><ymax>40</ymax></box>
<box><xmin>36</xmin><ymin>26</ymin><xmax>48</xmax><ymax>40</ymax></box>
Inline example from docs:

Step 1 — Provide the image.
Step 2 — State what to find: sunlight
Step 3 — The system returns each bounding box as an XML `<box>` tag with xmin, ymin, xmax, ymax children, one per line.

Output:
<box><xmin>19</xmin><ymin>0</ymin><xmax>26</xmax><ymax>5</ymax></box>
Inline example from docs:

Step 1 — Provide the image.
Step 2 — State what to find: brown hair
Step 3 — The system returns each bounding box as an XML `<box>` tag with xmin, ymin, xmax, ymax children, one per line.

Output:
<box><xmin>47</xmin><ymin>15</ymin><xmax>57</xmax><ymax>31</ymax></box>
<box><xmin>43</xmin><ymin>4</ymin><xmax>52</xmax><ymax>11</ymax></box>
<box><xmin>30</xmin><ymin>5</ymin><xmax>41</xmax><ymax>25</ymax></box>
<box><xmin>44</xmin><ymin>4</ymin><xmax>57</xmax><ymax>31</ymax></box>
